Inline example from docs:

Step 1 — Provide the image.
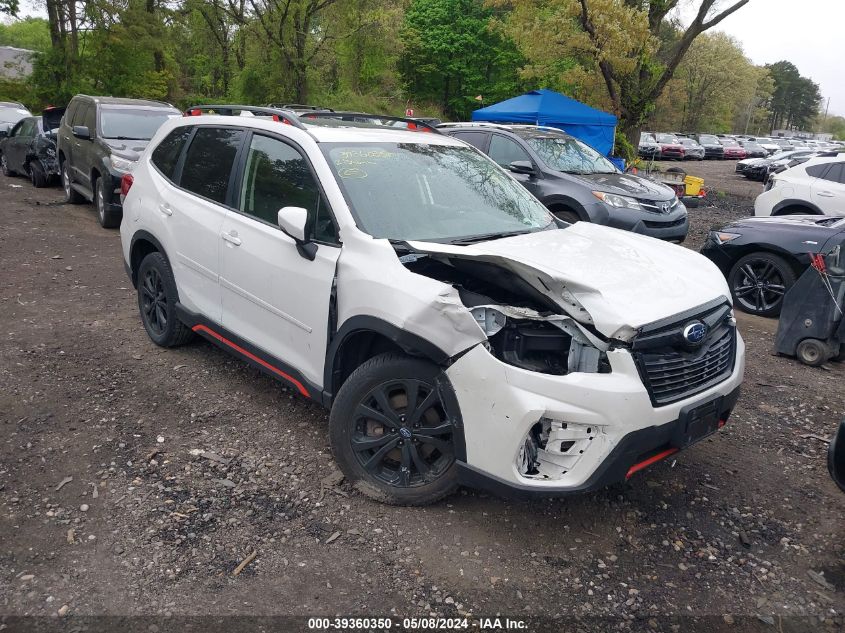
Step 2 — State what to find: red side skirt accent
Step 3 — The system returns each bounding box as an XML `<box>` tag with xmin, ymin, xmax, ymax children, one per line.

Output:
<box><xmin>191</xmin><ymin>325</ymin><xmax>310</xmax><ymax>398</ymax></box>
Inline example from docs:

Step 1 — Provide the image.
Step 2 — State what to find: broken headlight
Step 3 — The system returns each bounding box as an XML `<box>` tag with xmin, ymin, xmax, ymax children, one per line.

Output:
<box><xmin>471</xmin><ymin>308</ymin><xmax>610</xmax><ymax>375</ymax></box>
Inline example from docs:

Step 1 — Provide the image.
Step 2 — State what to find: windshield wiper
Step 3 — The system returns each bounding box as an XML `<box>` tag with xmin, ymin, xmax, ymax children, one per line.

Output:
<box><xmin>449</xmin><ymin>229</ymin><xmax>536</xmax><ymax>245</ymax></box>
<box><xmin>109</xmin><ymin>136</ymin><xmax>147</xmax><ymax>140</ymax></box>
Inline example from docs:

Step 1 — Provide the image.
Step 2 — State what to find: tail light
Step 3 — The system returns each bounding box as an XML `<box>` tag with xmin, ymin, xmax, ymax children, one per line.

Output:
<box><xmin>120</xmin><ymin>173</ymin><xmax>134</xmax><ymax>197</ymax></box>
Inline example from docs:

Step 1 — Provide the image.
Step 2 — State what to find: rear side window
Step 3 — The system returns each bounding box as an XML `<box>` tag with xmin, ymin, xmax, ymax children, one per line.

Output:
<box><xmin>820</xmin><ymin>163</ymin><xmax>845</xmax><ymax>184</ymax></box>
<box><xmin>151</xmin><ymin>127</ymin><xmax>192</xmax><ymax>181</ymax></box>
<box><xmin>806</xmin><ymin>164</ymin><xmax>830</xmax><ymax>178</ymax></box>
<box><xmin>451</xmin><ymin>131</ymin><xmax>489</xmax><ymax>151</ymax></box>
<box><xmin>179</xmin><ymin>127</ymin><xmax>244</xmax><ymax>205</ymax></box>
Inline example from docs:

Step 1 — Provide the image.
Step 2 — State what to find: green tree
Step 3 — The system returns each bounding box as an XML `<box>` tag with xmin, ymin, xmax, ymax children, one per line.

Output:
<box><xmin>0</xmin><ymin>18</ymin><xmax>52</xmax><ymax>52</ymax></box>
<box><xmin>494</xmin><ymin>0</ymin><xmax>751</xmax><ymax>145</ymax></box>
<box><xmin>400</xmin><ymin>0</ymin><xmax>524</xmax><ymax>118</ymax></box>
<box><xmin>766</xmin><ymin>61</ymin><xmax>821</xmax><ymax>131</ymax></box>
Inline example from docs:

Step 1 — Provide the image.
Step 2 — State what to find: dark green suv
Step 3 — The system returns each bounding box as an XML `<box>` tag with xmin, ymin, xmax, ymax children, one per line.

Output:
<box><xmin>57</xmin><ymin>95</ymin><xmax>179</xmax><ymax>227</ymax></box>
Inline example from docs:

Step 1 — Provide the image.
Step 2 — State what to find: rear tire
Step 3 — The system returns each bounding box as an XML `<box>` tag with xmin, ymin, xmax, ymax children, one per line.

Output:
<box><xmin>62</xmin><ymin>161</ymin><xmax>85</xmax><ymax>203</ymax></box>
<box><xmin>95</xmin><ymin>177</ymin><xmax>121</xmax><ymax>228</ymax></box>
<box><xmin>1</xmin><ymin>152</ymin><xmax>15</xmax><ymax>176</ymax></box>
<box><xmin>137</xmin><ymin>252</ymin><xmax>194</xmax><ymax>348</ymax></box>
<box><xmin>796</xmin><ymin>339</ymin><xmax>832</xmax><ymax>367</ymax></box>
<box><xmin>29</xmin><ymin>161</ymin><xmax>47</xmax><ymax>188</ymax></box>
<box><xmin>329</xmin><ymin>353</ymin><xmax>460</xmax><ymax>506</ymax></box>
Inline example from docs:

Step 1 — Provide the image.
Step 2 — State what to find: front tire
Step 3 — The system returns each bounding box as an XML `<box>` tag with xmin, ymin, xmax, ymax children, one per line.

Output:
<box><xmin>728</xmin><ymin>252</ymin><xmax>796</xmax><ymax>317</ymax></box>
<box><xmin>329</xmin><ymin>353</ymin><xmax>460</xmax><ymax>506</ymax></box>
<box><xmin>95</xmin><ymin>177</ymin><xmax>121</xmax><ymax>228</ymax></box>
<box><xmin>136</xmin><ymin>252</ymin><xmax>193</xmax><ymax>348</ymax></box>
<box><xmin>62</xmin><ymin>161</ymin><xmax>84</xmax><ymax>203</ymax></box>
<box><xmin>552</xmin><ymin>208</ymin><xmax>580</xmax><ymax>224</ymax></box>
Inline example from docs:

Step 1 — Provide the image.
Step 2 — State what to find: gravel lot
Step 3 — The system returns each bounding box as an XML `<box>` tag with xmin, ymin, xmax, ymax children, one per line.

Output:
<box><xmin>1</xmin><ymin>161</ymin><xmax>843</xmax><ymax>632</ymax></box>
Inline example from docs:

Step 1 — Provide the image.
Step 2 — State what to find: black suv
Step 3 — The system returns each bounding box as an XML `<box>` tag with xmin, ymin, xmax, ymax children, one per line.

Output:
<box><xmin>440</xmin><ymin>123</ymin><xmax>688</xmax><ymax>242</ymax></box>
<box><xmin>57</xmin><ymin>95</ymin><xmax>180</xmax><ymax>227</ymax></box>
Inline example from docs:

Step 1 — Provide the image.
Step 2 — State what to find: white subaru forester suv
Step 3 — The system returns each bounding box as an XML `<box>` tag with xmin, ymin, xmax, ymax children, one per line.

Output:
<box><xmin>119</xmin><ymin>106</ymin><xmax>745</xmax><ymax>505</ymax></box>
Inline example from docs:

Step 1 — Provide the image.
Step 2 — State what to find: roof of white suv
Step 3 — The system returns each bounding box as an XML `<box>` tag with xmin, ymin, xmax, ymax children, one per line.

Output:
<box><xmin>178</xmin><ymin>108</ymin><xmax>464</xmax><ymax>146</ymax></box>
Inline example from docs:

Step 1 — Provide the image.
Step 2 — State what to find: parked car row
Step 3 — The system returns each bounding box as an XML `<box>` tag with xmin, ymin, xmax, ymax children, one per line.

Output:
<box><xmin>639</xmin><ymin>130</ymin><xmax>843</xmax><ymax>162</ymax></box>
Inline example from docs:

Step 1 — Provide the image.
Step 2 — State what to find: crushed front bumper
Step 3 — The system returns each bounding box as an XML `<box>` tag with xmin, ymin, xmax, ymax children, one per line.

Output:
<box><xmin>447</xmin><ymin>337</ymin><xmax>745</xmax><ymax>498</ymax></box>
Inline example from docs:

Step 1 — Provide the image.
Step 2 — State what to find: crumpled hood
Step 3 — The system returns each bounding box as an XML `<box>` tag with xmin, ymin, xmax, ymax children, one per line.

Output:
<box><xmin>407</xmin><ymin>224</ymin><xmax>730</xmax><ymax>340</ymax></box>
<box><xmin>569</xmin><ymin>172</ymin><xmax>675</xmax><ymax>201</ymax></box>
<box><xmin>102</xmin><ymin>138</ymin><xmax>149</xmax><ymax>161</ymax></box>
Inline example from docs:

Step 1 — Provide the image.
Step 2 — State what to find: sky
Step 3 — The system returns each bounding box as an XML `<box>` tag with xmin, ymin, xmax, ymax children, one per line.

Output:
<box><xmin>676</xmin><ymin>0</ymin><xmax>845</xmax><ymax>117</ymax></box>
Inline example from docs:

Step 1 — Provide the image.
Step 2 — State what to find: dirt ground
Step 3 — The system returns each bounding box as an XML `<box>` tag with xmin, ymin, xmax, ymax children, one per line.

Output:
<box><xmin>1</xmin><ymin>161</ymin><xmax>843</xmax><ymax>633</ymax></box>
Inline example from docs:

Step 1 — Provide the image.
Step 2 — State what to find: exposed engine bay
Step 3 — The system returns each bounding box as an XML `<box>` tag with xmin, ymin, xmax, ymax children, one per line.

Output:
<box><xmin>399</xmin><ymin>251</ymin><xmax>611</xmax><ymax>376</ymax></box>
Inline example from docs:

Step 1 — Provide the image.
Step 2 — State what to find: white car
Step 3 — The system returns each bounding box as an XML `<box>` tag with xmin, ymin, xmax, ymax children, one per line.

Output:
<box><xmin>755</xmin><ymin>154</ymin><xmax>845</xmax><ymax>217</ymax></box>
<box><xmin>119</xmin><ymin>106</ymin><xmax>745</xmax><ymax>505</ymax></box>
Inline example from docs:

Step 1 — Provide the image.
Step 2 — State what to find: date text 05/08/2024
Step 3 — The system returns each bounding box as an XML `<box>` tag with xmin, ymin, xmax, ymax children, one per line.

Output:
<box><xmin>307</xmin><ymin>617</ymin><xmax>528</xmax><ymax>630</ymax></box>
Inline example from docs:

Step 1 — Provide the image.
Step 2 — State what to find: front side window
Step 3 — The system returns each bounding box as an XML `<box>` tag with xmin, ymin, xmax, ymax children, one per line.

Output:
<box><xmin>238</xmin><ymin>134</ymin><xmax>337</xmax><ymax>243</ymax></box>
<box><xmin>524</xmin><ymin>134</ymin><xmax>617</xmax><ymax>175</ymax></box>
<box><xmin>151</xmin><ymin>127</ymin><xmax>192</xmax><ymax>181</ymax></box>
<box><xmin>19</xmin><ymin>119</ymin><xmax>36</xmax><ymax>137</ymax></box>
<box><xmin>321</xmin><ymin>142</ymin><xmax>553</xmax><ymax>243</ymax></box>
<box><xmin>488</xmin><ymin>135</ymin><xmax>532</xmax><ymax>167</ymax></box>
<box><xmin>99</xmin><ymin>107</ymin><xmax>178</xmax><ymax>140</ymax></box>
<box><xmin>179</xmin><ymin>127</ymin><xmax>244</xmax><ymax>205</ymax></box>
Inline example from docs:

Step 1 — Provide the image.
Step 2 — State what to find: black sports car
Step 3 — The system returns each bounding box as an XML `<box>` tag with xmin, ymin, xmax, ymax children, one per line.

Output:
<box><xmin>700</xmin><ymin>215</ymin><xmax>845</xmax><ymax>317</ymax></box>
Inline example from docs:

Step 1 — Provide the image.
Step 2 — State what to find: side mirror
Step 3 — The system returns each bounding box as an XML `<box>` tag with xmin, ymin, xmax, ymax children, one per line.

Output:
<box><xmin>277</xmin><ymin>206</ymin><xmax>316</xmax><ymax>260</ymax></box>
<box><xmin>72</xmin><ymin>125</ymin><xmax>90</xmax><ymax>140</ymax></box>
<box><xmin>829</xmin><ymin>419</ymin><xmax>845</xmax><ymax>493</ymax></box>
<box><xmin>508</xmin><ymin>160</ymin><xmax>536</xmax><ymax>176</ymax></box>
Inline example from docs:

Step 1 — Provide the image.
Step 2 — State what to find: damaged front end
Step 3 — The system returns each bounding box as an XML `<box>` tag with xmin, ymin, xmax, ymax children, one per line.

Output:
<box><xmin>398</xmin><ymin>247</ymin><xmax>616</xmax><ymax>481</ymax></box>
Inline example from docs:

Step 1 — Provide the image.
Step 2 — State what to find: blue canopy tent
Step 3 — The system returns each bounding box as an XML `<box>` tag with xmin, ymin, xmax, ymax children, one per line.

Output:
<box><xmin>471</xmin><ymin>89</ymin><xmax>618</xmax><ymax>156</ymax></box>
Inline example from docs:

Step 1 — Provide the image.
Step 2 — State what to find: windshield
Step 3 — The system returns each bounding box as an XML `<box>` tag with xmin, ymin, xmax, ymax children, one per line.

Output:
<box><xmin>321</xmin><ymin>142</ymin><xmax>554</xmax><ymax>243</ymax></box>
<box><xmin>699</xmin><ymin>135</ymin><xmax>719</xmax><ymax>144</ymax></box>
<box><xmin>99</xmin><ymin>107</ymin><xmax>178</xmax><ymax>140</ymax></box>
<box><xmin>680</xmin><ymin>139</ymin><xmax>699</xmax><ymax>147</ymax></box>
<box><xmin>0</xmin><ymin>105</ymin><xmax>31</xmax><ymax>125</ymax></box>
<box><xmin>523</xmin><ymin>135</ymin><xmax>617</xmax><ymax>174</ymax></box>
<box><xmin>656</xmin><ymin>134</ymin><xmax>678</xmax><ymax>143</ymax></box>
<box><xmin>640</xmin><ymin>133</ymin><xmax>656</xmax><ymax>143</ymax></box>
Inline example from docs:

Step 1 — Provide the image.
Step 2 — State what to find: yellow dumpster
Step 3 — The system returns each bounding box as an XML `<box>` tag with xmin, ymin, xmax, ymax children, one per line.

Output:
<box><xmin>684</xmin><ymin>175</ymin><xmax>704</xmax><ymax>197</ymax></box>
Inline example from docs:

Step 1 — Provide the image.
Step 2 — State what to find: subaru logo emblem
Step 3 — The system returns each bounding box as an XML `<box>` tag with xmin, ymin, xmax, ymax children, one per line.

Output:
<box><xmin>399</xmin><ymin>428</ymin><xmax>412</xmax><ymax>439</ymax></box>
<box><xmin>683</xmin><ymin>321</ymin><xmax>707</xmax><ymax>345</ymax></box>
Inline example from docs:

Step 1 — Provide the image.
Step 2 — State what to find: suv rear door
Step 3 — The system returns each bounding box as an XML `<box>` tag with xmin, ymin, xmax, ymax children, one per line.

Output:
<box><xmin>219</xmin><ymin>132</ymin><xmax>340</xmax><ymax>386</ymax></box>
<box><xmin>810</xmin><ymin>162</ymin><xmax>845</xmax><ymax>214</ymax></box>
<box><xmin>161</xmin><ymin>125</ymin><xmax>245</xmax><ymax>322</ymax></box>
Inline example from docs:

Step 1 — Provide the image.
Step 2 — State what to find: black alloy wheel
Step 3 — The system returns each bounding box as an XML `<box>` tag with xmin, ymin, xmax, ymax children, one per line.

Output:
<box><xmin>135</xmin><ymin>252</ymin><xmax>193</xmax><ymax>347</ymax></box>
<box><xmin>140</xmin><ymin>265</ymin><xmax>167</xmax><ymax>337</ymax></box>
<box><xmin>350</xmin><ymin>378</ymin><xmax>454</xmax><ymax>488</ymax></box>
<box><xmin>330</xmin><ymin>353</ymin><xmax>460</xmax><ymax>505</ymax></box>
<box><xmin>729</xmin><ymin>253</ymin><xmax>796</xmax><ymax>317</ymax></box>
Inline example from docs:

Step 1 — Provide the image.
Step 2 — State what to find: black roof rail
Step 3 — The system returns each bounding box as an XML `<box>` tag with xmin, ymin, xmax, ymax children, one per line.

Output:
<box><xmin>267</xmin><ymin>103</ymin><xmax>333</xmax><ymax>112</ymax></box>
<box><xmin>183</xmin><ymin>104</ymin><xmax>306</xmax><ymax>129</ymax></box>
<box><xmin>297</xmin><ymin>111</ymin><xmax>443</xmax><ymax>134</ymax></box>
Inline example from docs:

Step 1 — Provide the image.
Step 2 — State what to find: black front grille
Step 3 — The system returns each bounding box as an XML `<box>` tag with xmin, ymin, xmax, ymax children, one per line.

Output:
<box><xmin>643</xmin><ymin>216</ymin><xmax>687</xmax><ymax>229</ymax></box>
<box><xmin>633</xmin><ymin>301</ymin><xmax>737</xmax><ymax>406</ymax></box>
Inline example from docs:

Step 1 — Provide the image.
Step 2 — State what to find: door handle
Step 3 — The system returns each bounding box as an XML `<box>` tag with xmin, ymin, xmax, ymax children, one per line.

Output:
<box><xmin>221</xmin><ymin>231</ymin><xmax>242</xmax><ymax>246</ymax></box>
<box><xmin>817</xmin><ymin>191</ymin><xmax>835</xmax><ymax>197</ymax></box>
<box><xmin>158</xmin><ymin>203</ymin><xmax>173</xmax><ymax>216</ymax></box>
